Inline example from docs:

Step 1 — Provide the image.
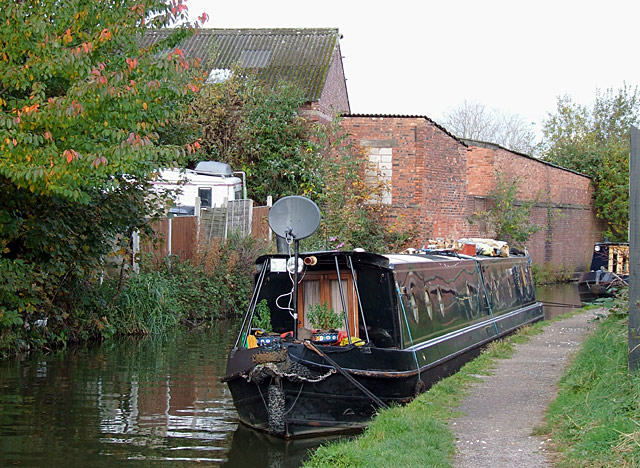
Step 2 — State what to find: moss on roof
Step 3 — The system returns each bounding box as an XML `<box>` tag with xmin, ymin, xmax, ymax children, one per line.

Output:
<box><xmin>141</xmin><ymin>28</ymin><xmax>341</xmax><ymax>102</ymax></box>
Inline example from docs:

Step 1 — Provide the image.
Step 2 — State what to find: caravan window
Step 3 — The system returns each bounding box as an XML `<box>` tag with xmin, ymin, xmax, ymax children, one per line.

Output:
<box><xmin>198</xmin><ymin>188</ymin><xmax>212</xmax><ymax>208</ymax></box>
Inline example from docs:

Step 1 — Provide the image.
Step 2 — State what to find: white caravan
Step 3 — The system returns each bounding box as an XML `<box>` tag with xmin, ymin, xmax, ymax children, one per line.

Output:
<box><xmin>153</xmin><ymin>161</ymin><xmax>245</xmax><ymax>215</ymax></box>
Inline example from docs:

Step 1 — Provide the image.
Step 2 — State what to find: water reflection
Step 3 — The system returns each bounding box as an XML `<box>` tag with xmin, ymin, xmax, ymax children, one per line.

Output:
<box><xmin>224</xmin><ymin>425</ymin><xmax>345</xmax><ymax>468</ymax></box>
<box><xmin>0</xmin><ymin>284</ymin><xmax>581</xmax><ymax>467</ymax></box>
<box><xmin>0</xmin><ymin>323</ymin><xmax>246</xmax><ymax>467</ymax></box>
<box><xmin>537</xmin><ymin>282</ymin><xmax>583</xmax><ymax>319</ymax></box>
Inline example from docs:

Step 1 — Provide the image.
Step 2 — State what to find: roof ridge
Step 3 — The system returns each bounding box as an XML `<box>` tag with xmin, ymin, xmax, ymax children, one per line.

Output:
<box><xmin>144</xmin><ymin>27</ymin><xmax>340</xmax><ymax>35</ymax></box>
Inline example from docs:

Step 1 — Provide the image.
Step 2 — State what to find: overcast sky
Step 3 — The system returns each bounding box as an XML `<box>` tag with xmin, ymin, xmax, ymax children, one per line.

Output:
<box><xmin>185</xmin><ymin>0</ymin><xmax>639</xmax><ymax>137</ymax></box>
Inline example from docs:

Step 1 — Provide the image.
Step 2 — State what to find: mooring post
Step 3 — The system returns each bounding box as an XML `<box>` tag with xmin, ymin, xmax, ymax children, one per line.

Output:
<box><xmin>629</xmin><ymin>126</ymin><xmax>640</xmax><ymax>371</ymax></box>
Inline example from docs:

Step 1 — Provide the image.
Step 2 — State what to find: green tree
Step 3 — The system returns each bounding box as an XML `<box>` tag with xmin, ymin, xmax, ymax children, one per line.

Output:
<box><xmin>0</xmin><ymin>1</ymin><xmax>204</xmax><ymax>346</ymax></box>
<box><xmin>305</xmin><ymin>119</ymin><xmax>412</xmax><ymax>252</ymax></box>
<box><xmin>187</xmin><ymin>72</ymin><xmax>322</xmax><ymax>203</ymax></box>
<box><xmin>468</xmin><ymin>171</ymin><xmax>541</xmax><ymax>249</ymax></box>
<box><xmin>187</xmin><ymin>73</ymin><xmax>410</xmax><ymax>252</ymax></box>
<box><xmin>541</xmin><ymin>85</ymin><xmax>640</xmax><ymax>241</ymax></box>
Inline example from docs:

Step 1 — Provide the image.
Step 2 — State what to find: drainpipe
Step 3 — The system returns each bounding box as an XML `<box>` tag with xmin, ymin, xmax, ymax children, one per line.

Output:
<box><xmin>233</xmin><ymin>171</ymin><xmax>247</xmax><ymax>199</ymax></box>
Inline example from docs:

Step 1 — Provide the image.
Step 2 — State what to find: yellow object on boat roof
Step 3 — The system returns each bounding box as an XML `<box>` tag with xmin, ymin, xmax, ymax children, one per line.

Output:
<box><xmin>339</xmin><ymin>337</ymin><xmax>365</xmax><ymax>346</ymax></box>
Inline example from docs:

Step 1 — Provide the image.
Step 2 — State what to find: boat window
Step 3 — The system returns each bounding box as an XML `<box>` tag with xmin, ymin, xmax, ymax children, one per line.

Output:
<box><xmin>493</xmin><ymin>278</ymin><xmax>501</xmax><ymax>305</ymax></box>
<box><xmin>408</xmin><ymin>285</ymin><xmax>419</xmax><ymax>323</ymax></box>
<box><xmin>330</xmin><ymin>279</ymin><xmax>348</xmax><ymax>314</ymax></box>
<box><xmin>302</xmin><ymin>280</ymin><xmax>321</xmax><ymax>329</ymax></box>
<box><xmin>297</xmin><ymin>273</ymin><xmax>356</xmax><ymax>333</ymax></box>
<box><xmin>466</xmin><ymin>282</ymin><xmax>476</xmax><ymax>316</ymax></box>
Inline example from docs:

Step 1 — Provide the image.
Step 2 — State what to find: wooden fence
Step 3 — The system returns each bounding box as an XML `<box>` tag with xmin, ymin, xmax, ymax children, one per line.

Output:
<box><xmin>140</xmin><ymin>216</ymin><xmax>199</xmax><ymax>264</ymax></box>
<box><xmin>139</xmin><ymin>204</ymin><xmax>271</xmax><ymax>263</ymax></box>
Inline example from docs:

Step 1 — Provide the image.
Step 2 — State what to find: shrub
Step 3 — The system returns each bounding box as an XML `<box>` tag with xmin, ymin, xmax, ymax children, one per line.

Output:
<box><xmin>153</xmin><ymin>234</ymin><xmax>268</xmax><ymax>322</ymax></box>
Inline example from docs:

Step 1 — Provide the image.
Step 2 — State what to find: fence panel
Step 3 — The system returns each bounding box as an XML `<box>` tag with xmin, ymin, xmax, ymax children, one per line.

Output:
<box><xmin>138</xmin><ymin>203</ymin><xmax>270</xmax><ymax>265</ymax></box>
<box><xmin>252</xmin><ymin>206</ymin><xmax>271</xmax><ymax>243</ymax></box>
<box><xmin>139</xmin><ymin>216</ymin><xmax>198</xmax><ymax>264</ymax></box>
<box><xmin>140</xmin><ymin>218</ymin><xmax>170</xmax><ymax>264</ymax></box>
<box><xmin>170</xmin><ymin>216</ymin><xmax>198</xmax><ymax>259</ymax></box>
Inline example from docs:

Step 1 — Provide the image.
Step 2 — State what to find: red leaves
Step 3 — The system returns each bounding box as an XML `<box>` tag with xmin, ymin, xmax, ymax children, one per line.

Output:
<box><xmin>198</xmin><ymin>12</ymin><xmax>209</xmax><ymax>24</ymax></box>
<box><xmin>170</xmin><ymin>1</ymin><xmax>187</xmax><ymax>15</ymax></box>
<box><xmin>123</xmin><ymin>132</ymin><xmax>151</xmax><ymax>148</ymax></box>
<box><xmin>71</xmin><ymin>42</ymin><xmax>93</xmax><ymax>57</ymax></box>
<box><xmin>130</xmin><ymin>4</ymin><xmax>145</xmax><ymax>16</ymax></box>
<box><xmin>99</xmin><ymin>29</ymin><xmax>111</xmax><ymax>42</ymax></box>
<box><xmin>63</xmin><ymin>149</ymin><xmax>79</xmax><ymax>163</ymax></box>
<box><xmin>67</xmin><ymin>100</ymin><xmax>84</xmax><ymax>117</ymax></box>
<box><xmin>92</xmin><ymin>156</ymin><xmax>108</xmax><ymax>168</ymax></box>
<box><xmin>126</xmin><ymin>57</ymin><xmax>138</xmax><ymax>71</ymax></box>
<box><xmin>90</xmin><ymin>64</ymin><xmax>108</xmax><ymax>86</ymax></box>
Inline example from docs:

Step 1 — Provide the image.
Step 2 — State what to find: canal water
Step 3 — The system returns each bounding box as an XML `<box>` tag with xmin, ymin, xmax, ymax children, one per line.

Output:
<box><xmin>0</xmin><ymin>283</ymin><xmax>580</xmax><ymax>468</ymax></box>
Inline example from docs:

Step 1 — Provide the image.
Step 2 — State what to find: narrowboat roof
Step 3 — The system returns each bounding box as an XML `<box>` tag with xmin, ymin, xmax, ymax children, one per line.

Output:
<box><xmin>256</xmin><ymin>250</ymin><xmax>391</xmax><ymax>270</ymax></box>
<box><xmin>255</xmin><ymin>250</ymin><xmax>502</xmax><ymax>272</ymax></box>
<box><xmin>256</xmin><ymin>250</ymin><xmax>522</xmax><ymax>270</ymax></box>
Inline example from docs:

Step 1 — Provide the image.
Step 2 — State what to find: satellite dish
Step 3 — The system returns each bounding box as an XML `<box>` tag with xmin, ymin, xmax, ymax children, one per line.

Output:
<box><xmin>269</xmin><ymin>196</ymin><xmax>321</xmax><ymax>241</ymax></box>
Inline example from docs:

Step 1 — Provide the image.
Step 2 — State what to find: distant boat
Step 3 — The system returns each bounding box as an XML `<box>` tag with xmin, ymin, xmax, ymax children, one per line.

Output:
<box><xmin>578</xmin><ymin>242</ymin><xmax>629</xmax><ymax>303</ymax></box>
<box><xmin>223</xmin><ymin>248</ymin><xmax>544</xmax><ymax>438</ymax></box>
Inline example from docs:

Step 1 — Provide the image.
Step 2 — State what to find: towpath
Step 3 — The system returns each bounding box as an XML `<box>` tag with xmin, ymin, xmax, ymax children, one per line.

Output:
<box><xmin>451</xmin><ymin>309</ymin><xmax>599</xmax><ymax>468</ymax></box>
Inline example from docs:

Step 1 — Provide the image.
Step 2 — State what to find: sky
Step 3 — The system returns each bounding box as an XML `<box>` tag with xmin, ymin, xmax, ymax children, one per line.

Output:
<box><xmin>184</xmin><ymin>0</ymin><xmax>640</xmax><ymax>137</ymax></box>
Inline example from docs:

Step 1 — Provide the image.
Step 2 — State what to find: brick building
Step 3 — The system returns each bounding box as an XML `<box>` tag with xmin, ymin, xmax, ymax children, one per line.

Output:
<box><xmin>141</xmin><ymin>28</ymin><xmax>349</xmax><ymax>121</ymax></box>
<box><xmin>147</xmin><ymin>28</ymin><xmax>602</xmax><ymax>270</ymax></box>
<box><xmin>341</xmin><ymin>116</ymin><xmax>602</xmax><ymax>270</ymax></box>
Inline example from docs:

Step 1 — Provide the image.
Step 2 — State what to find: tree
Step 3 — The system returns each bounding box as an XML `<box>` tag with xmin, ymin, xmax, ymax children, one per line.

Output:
<box><xmin>0</xmin><ymin>1</ymin><xmax>205</xmax><ymax>342</ymax></box>
<box><xmin>304</xmin><ymin>119</ymin><xmax>411</xmax><ymax>252</ymax></box>
<box><xmin>468</xmin><ymin>171</ymin><xmax>541</xmax><ymax>249</ymax></box>
<box><xmin>441</xmin><ymin>100</ymin><xmax>537</xmax><ymax>155</ymax></box>
<box><xmin>540</xmin><ymin>85</ymin><xmax>640</xmax><ymax>241</ymax></box>
<box><xmin>186</xmin><ymin>72</ymin><xmax>323</xmax><ymax>203</ymax></box>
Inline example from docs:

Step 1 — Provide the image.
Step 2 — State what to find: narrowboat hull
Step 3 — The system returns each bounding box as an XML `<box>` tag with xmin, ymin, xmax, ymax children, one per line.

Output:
<box><xmin>578</xmin><ymin>242</ymin><xmax>629</xmax><ymax>303</ymax></box>
<box><xmin>577</xmin><ymin>270</ymin><xmax>628</xmax><ymax>303</ymax></box>
<box><xmin>224</xmin><ymin>300</ymin><xmax>543</xmax><ymax>438</ymax></box>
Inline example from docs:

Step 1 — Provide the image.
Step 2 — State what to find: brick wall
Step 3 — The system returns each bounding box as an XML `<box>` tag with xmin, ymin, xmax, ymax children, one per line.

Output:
<box><xmin>340</xmin><ymin>117</ymin><xmax>603</xmax><ymax>272</ymax></box>
<box><xmin>317</xmin><ymin>46</ymin><xmax>350</xmax><ymax>117</ymax></box>
<box><xmin>341</xmin><ymin>116</ymin><xmax>468</xmax><ymax>242</ymax></box>
<box><xmin>466</xmin><ymin>143</ymin><xmax>602</xmax><ymax>270</ymax></box>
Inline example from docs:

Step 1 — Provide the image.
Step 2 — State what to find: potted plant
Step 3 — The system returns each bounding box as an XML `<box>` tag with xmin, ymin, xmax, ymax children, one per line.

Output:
<box><xmin>307</xmin><ymin>302</ymin><xmax>344</xmax><ymax>330</ymax></box>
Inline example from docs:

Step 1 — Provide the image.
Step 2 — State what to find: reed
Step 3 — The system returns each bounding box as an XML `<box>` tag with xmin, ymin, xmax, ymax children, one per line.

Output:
<box><xmin>107</xmin><ymin>272</ymin><xmax>183</xmax><ymax>335</ymax></box>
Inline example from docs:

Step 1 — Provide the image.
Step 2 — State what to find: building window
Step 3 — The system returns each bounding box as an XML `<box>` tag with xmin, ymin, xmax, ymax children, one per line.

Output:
<box><xmin>366</xmin><ymin>147</ymin><xmax>392</xmax><ymax>204</ymax></box>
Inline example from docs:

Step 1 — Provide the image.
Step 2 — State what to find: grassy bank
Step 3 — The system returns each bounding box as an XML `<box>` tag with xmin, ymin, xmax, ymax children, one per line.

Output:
<box><xmin>0</xmin><ymin>234</ymin><xmax>266</xmax><ymax>359</ymax></box>
<box><xmin>304</xmin><ymin>317</ymin><xmax>552</xmax><ymax>467</ymax></box>
<box><xmin>307</xmin><ymin>293</ymin><xmax>640</xmax><ymax>468</ymax></box>
<box><xmin>540</xmin><ymin>304</ymin><xmax>640</xmax><ymax>467</ymax></box>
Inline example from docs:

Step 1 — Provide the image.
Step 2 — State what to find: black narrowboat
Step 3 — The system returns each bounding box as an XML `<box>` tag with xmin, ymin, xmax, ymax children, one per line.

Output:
<box><xmin>223</xmin><ymin>248</ymin><xmax>543</xmax><ymax>438</ymax></box>
<box><xmin>577</xmin><ymin>242</ymin><xmax>629</xmax><ymax>303</ymax></box>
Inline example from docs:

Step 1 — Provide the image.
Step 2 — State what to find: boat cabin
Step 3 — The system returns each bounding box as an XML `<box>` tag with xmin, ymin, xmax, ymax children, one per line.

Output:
<box><xmin>245</xmin><ymin>250</ymin><xmax>536</xmax><ymax>351</ymax></box>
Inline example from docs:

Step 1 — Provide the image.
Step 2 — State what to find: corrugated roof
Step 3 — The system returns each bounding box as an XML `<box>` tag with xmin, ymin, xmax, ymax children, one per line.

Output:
<box><xmin>141</xmin><ymin>28</ymin><xmax>341</xmax><ymax>102</ymax></box>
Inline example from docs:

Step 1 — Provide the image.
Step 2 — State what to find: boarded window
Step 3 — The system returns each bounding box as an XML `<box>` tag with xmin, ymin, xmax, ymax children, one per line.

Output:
<box><xmin>366</xmin><ymin>147</ymin><xmax>392</xmax><ymax>204</ymax></box>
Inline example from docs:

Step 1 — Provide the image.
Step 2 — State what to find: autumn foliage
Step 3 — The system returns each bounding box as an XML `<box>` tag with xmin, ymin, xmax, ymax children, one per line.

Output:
<box><xmin>0</xmin><ymin>0</ymin><xmax>206</xmax><ymax>351</ymax></box>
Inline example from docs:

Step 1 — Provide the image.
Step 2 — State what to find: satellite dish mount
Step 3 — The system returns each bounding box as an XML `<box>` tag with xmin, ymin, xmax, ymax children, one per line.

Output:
<box><xmin>268</xmin><ymin>196</ymin><xmax>322</xmax><ymax>339</ymax></box>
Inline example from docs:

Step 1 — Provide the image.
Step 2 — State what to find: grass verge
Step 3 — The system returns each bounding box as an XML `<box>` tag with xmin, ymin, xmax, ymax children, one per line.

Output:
<box><xmin>304</xmin><ymin>311</ymin><xmax>575</xmax><ymax>468</ymax></box>
<box><xmin>540</xmin><ymin>311</ymin><xmax>640</xmax><ymax>468</ymax></box>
